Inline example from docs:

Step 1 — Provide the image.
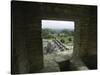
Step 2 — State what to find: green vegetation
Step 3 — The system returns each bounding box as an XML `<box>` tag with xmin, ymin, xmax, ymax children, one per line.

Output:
<box><xmin>58</xmin><ymin>36</ymin><xmax>73</xmax><ymax>45</ymax></box>
<box><xmin>42</xmin><ymin>28</ymin><xmax>74</xmax><ymax>45</ymax></box>
<box><xmin>42</xmin><ymin>28</ymin><xmax>55</xmax><ymax>39</ymax></box>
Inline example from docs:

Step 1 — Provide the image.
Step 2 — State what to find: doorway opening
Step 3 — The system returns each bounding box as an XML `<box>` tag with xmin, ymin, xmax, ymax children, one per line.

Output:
<box><xmin>41</xmin><ymin>20</ymin><xmax>75</xmax><ymax>72</ymax></box>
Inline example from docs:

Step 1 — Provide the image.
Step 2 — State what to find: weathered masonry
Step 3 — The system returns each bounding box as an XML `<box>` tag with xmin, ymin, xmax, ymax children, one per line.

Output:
<box><xmin>11</xmin><ymin>1</ymin><xmax>97</xmax><ymax>74</ymax></box>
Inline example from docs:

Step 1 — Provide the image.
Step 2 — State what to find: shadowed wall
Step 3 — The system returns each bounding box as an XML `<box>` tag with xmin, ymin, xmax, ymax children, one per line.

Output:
<box><xmin>11</xmin><ymin>1</ymin><xmax>97</xmax><ymax>74</ymax></box>
<box><xmin>11</xmin><ymin>1</ymin><xmax>43</xmax><ymax>74</ymax></box>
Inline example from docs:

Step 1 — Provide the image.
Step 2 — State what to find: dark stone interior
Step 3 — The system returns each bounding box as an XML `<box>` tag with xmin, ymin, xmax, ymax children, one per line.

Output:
<box><xmin>11</xmin><ymin>1</ymin><xmax>97</xmax><ymax>74</ymax></box>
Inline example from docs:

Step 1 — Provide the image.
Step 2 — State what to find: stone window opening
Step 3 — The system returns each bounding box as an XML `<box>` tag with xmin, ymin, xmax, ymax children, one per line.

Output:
<box><xmin>41</xmin><ymin>19</ymin><xmax>75</xmax><ymax>72</ymax></box>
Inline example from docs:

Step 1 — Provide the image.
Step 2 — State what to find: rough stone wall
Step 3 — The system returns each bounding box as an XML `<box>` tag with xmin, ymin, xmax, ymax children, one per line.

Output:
<box><xmin>80</xmin><ymin>7</ymin><xmax>97</xmax><ymax>69</ymax></box>
<box><xmin>11</xmin><ymin>1</ymin><xmax>97</xmax><ymax>74</ymax></box>
<box><xmin>11</xmin><ymin>1</ymin><xmax>43</xmax><ymax>74</ymax></box>
<box><xmin>40</xmin><ymin>3</ymin><xmax>97</xmax><ymax>69</ymax></box>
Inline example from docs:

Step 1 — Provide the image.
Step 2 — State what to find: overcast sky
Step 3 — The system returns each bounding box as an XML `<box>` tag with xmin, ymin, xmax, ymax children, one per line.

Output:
<box><xmin>42</xmin><ymin>20</ymin><xmax>74</xmax><ymax>30</ymax></box>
